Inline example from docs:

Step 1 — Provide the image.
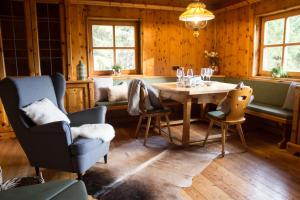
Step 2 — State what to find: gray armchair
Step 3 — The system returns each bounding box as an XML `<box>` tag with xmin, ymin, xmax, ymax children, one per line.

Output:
<box><xmin>0</xmin><ymin>73</ymin><xmax>110</xmax><ymax>179</ymax></box>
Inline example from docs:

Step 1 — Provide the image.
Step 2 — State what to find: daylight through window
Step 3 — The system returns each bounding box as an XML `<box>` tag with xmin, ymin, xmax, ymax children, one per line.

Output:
<box><xmin>89</xmin><ymin>21</ymin><xmax>139</xmax><ymax>74</ymax></box>
<box><xmin>260</xmin><ymin>10</ymin><xmax>300</xmax><ymax>76</ymax></box>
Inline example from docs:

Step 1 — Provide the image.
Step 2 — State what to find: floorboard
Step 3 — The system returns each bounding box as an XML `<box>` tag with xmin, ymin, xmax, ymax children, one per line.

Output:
<box><xmin>0</xmin><ymin>122</ymin><xmax>299</xmax><ymax>200</ymax></box>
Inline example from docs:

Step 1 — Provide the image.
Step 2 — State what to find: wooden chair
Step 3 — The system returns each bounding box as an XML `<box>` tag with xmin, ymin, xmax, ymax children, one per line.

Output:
<box><xmin>135</xmin><ymin>87</ymin><xmax>173</xmax><ymax>145</ymax></box>
<box><xmin>203</xmin><ymin>86</ymin><xmax>253</xmax><ymax>157</ymax></box>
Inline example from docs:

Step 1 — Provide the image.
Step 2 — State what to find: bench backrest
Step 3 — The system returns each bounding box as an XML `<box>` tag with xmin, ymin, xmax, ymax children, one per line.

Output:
<box><xmin>224</xmin><ymin>77</ymin><xmax>290</xmax><ymax>107</ymax></box>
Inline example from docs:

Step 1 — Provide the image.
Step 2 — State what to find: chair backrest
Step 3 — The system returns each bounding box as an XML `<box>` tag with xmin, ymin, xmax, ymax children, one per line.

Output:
<box><xmin>225</xmin><ymin>87</ymin><xmax>253</xmax><ymax>121</ymax></box>
<box><xmin>0</xmin><ymin>73</ymin><xmax>66</xmax><ymax>137</ymax></box>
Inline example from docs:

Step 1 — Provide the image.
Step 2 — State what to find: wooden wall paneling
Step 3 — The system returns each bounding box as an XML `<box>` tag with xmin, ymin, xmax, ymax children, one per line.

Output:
<box><xmin>247</xmin><ymin>4</ymin><xmax>255</xmax><ymax>76</ymax></box>
<box><xmin>69</xmin><ymin>4</ymin><xmax>88</xmax><ymax>80</ymax></box>
<box><xmin>25</xmin><ymin>0</ymin><xmax>41</xmax><ymax>76</ymax></box>
<box><xmin>154</xmin><ymin>10</ymin><xmax>169</xmax><ymax>75</ymax></box>
<box><xmin>24</xmin><ymin>0</ymin><xmax>37</xmax><ymax>76</ymax></box>
<box><xmin>59</xmin><ymin>3</ymin><xmax>67</xmax><ymax>77</ymax></box>
<box><xmin>0</xmin><ymin>26</ymin><xmax>5</xmax><ymax>79</ymax></box>
<box><xmin>254</xmin><ymin>0</ymin><xmax>300</xmax><ymax>16</ymax></box>
<box><xmin>142</xmin><ymin>9</ymin><xmax>155</xmax><ymax>75</ymax></box>
<box><xmin>168</xmin><ymin>11</ymin><xmax>182</xmax><ymax>76</ymax></box>
<box><xmin>215</xmin><ymin>6</ymin><xmax>251</xmax><ymax>77</ymax></box>
<box><xmin>30</xmin><ymin>0</ymin><xmax>41</xmax><ymax>76</ymax></box>
<box><xmin>65</xmin><ymin>0</ymin><xmax>73</xmax><ymax>80</ymax></box>
<box><xmin>70</xmin><ymin>5</ymin><xmax>215</xmax><ymax>77</ymax></box>
<box><xmin>214</xmin><ymin>0</ymin><xmax>300</xmax><ymax>77</ymax></box>
<box><xmin>0</xmin><ymin>21</ymin><xmax>14</xmax><ymax>140</ymax></box>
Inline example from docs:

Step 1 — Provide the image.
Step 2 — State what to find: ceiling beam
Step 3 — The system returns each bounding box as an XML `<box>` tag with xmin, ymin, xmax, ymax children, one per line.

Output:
<box><xmin>70</xmin><ymin>0</ymin><xmax>263</xmax><ymax>13</ymax></box>
<box><xmin>70</xmin><ymin>0</ymin><xmax>186</xmax><ymax>12</ymax></box>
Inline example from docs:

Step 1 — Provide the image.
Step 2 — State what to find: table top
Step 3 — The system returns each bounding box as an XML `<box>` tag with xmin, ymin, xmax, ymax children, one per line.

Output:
<box><xmin>152</xmin><ymin>81</ymin><xmax>237</xmax><ymax>96</ymax></box>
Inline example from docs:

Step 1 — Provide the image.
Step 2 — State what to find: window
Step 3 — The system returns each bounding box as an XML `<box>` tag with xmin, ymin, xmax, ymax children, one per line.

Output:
<box><xmin>260</xmin><ymin>10</ymin><xmax>300</xmax><ymax>76</ymax></box>
<box><xmin>88</xmin><ymin>20</ymin><xmax>140</xmax><ymax>75</ymax></box>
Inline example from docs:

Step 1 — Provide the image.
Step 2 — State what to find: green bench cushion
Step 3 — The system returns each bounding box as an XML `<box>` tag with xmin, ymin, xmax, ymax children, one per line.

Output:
<box><xmin>95</xmin><ymin>101</ymin><xmax>128</xmax><ymax>107</ymax></box>
<box><xmin>207</xmin><ymin>110</ymin><xmax>226</xmax><ymax>120</ymax></box>
<box><xmin>247</xmin><ymin>102</ymin><xmax>292</xmax><ymax>119</ymax></box>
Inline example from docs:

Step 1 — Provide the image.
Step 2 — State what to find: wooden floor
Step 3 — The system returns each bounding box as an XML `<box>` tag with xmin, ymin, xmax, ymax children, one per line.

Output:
<box><xmin>0</xmin><ymin>123</ymin><xmax>300</xmax><ymax>200</ymax></box>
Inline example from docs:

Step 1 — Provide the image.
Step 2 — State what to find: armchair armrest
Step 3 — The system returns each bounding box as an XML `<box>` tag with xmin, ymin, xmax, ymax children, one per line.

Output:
<box><xmin>68</xmin><ymin>106</ymin><xmax>107</xmax><ymax>127</ymax></box>
<box><xmin>29</xmin><ymin>121</ymin><xmax>73</xmax><ymax>146</ymax></box>
<box><xmin>27</xmin><ymin>121</ymin><xmax>74</xmax><ymax>168</ymax></box>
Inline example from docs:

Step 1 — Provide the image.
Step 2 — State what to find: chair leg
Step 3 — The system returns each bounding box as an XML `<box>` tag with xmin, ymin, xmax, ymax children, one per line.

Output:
<box><xmin>158</xmin><ymin>116</ymin><xmax>162</xmax><ymax>135</ymax></box>
<box><xmin>77</xmin><ymin>173</ymin><xmax>83</xmax><ymax>180</ymax></box>
<box><xmin>104</xmin><ymin>154</ymin><xmax>108</xmax><ymax>164</ymax></box>
<box><xmin>35</xmin><ymin>167</ymin><xmax>40</xmax><ymax>176</ymax></box>
<box><xmin>236</xmin><ymin>124</ymin><xmax>248</xmax><ymax>151</ymax></box>
<box><xmin>135</xmin><ymin>115</ymin><xmax>143</xmax><ymax>138</ymax></box>
<box><xmin>203</xmin><ymin>120</ymin><xmax>214</xmax><ymax>146</ymax></box>
<box><xmin>144</xmin><ymin>116</ymin><xmax>152</xmax><ymax>145</ymax></box>
<box><xmin>221</xmin><ymin>124</ymin><xmax>228</xmax><ymax>157</ymax></box>
<box><xmin>165</xmin><ymin>114</ymin><xmax>172</xmax><ymax>142</ymax></box>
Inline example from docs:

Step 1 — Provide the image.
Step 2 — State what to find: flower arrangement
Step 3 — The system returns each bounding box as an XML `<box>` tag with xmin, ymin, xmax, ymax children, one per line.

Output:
<box><xmin>204</xmin><ymin>50</ymin><xmax>219</xmax><ymax>66</ymax></box>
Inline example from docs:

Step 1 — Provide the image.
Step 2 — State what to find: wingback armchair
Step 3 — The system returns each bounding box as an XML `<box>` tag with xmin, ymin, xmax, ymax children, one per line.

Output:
<box><xmin>0</xmin><ymin>73</ymin><xmax>110</xmax><ymax>179</ymax></box>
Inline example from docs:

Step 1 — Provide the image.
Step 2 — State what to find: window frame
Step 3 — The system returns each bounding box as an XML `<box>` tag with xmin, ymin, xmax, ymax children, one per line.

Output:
<box><xmin>259</xmin><ymin>10</ymin><xmax>300</xmax><ymax>77</ymax></box>
<box><xmin>88</xmin><ymin>20</ymin><xmax>140</xmax><ymax>75</ymax></box>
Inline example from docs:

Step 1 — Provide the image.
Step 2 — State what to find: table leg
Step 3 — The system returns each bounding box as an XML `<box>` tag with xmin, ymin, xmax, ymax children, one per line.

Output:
<box><xmin>200</xmin><ymin>103</ymin><xmax>207</xmax><ymax>119</ymax></box>
<box><xmin>182</xmin><ymin>97</ymin><xmax>192</xmax><ymax>145</ymax></box>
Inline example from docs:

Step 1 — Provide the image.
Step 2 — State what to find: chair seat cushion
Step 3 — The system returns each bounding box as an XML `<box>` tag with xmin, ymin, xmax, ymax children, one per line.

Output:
<box><xmin>247</xmin><ymin>102</ymin><xmax>292</xmax><ymax>119</ymax></box>
<box><xmin>146</xmin><ymin>108</ymin><xmax>170</xmax><ymax>114</ymax></box>
<box><xmin>70</xmin><ymin>137</ymin><xmax>104</xmax><ymax>155</ymax></box>
<box><xmin>207</xmin><ymin>110</ymin><xmax>226</xmax><ymax>120</ymax></box>
<box><xmin>95</xmin><ymin>100</ymin><xmax>128</xmax><ymax>107</ymax></box>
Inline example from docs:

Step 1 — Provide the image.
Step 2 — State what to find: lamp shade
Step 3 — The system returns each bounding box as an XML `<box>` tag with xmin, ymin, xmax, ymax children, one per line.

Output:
<box><xmin>179</xmin><ymin>2</ymin><xmax>215</xmax><ymax>22</ymax></box>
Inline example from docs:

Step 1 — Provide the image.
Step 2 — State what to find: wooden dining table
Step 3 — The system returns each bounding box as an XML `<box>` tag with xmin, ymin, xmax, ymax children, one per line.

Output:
<box><xmin>152</xmin><ymin>81</ymin><xmax>237</xmax><ymax>145</ymax></box>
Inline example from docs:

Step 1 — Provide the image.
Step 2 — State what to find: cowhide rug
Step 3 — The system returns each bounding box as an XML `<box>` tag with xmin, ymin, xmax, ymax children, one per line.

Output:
<box><xmin>83</xmin><ymin>133</ymin><xmax>219</xmax><ymax>200</ymax></box>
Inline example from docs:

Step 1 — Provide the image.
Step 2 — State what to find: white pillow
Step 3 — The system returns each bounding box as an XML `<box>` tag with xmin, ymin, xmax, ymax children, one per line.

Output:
<box><xmin>283</xmin><ymin>82</ymin><xmax>299</xmax><ymax>110</ymax></box>
<box><xmin>21</xmin><ymin>98</ymin><xmax>70</xmax><ymax>125</ymax></box>
<box><xmin>107</xmin><ymin>82</ymin><xmax>128</xmax><ymax>102</ymax></box>
<box><xmin>94</xmin><ymin>77</ymin><xmax>113</xmax><ymax>101</ymax></box>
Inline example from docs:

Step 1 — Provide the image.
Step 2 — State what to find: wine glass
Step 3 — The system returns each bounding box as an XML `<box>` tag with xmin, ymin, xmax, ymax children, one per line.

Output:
<box><xmin>176</xmin><ymin>68</ymin><xmax>183</xmax><ymax>87</ymax></box>
<box><xmin>187</xmin><ymin>69</ymin><xmax>193</xmax><ymax>77</ymax></box>
<box><xmin>207</xmin><ymin>68</ymin><xmax>213</xmax><ymax>81</ymax></box>
<box><xmin>176</xmin><ymin>68</ymin><xmax>183</xmax><ymax>79</ymax></box>
<box><xmin>201</xmin><ymin>68</ymin><xmax>206</xmax><ymax>81</ymax></box>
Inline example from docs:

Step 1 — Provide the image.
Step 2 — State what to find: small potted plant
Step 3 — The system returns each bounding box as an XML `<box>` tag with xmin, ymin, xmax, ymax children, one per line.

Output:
<box><xmin>204</xmin><ymin>50</ymin><xmax>220</xmax><ymax>74</ymax></box>
<box><xmin>271</xmin><ymin>66</ymin><xmax>288</xmax><ymax>78</ymax></box>
<box><xmin>271</xmin><ymin>56</ymin><xmax>287</xmax><ymax>78</ymax></box>
<box><xmin>112</xmin><ymin>64</ymin><xmax>122</xmax><ymax>76</ymax></box>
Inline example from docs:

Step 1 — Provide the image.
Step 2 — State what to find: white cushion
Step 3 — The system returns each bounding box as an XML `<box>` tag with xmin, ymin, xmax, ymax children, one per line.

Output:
<box><xmin>94</xmin><ymin>77</ymin><xmax>113</xmax><ymax>101</ymax></box>
<box><xmin>71</xmin><ymin>124</ymin><xmax>115</xmax><ymax>141</ymax></box>
<box><xmin>107</xmin><ymin>82</ymin><xmax>128</xmax><ymax>102</ymax></box>
<box><xmin>21</xmin><ymin>98</ymin><xmax>70</xmax><ymax>125</ymax></box>
<box><xmin>282</xmin><ymin>82</ymin><xmax>299</xmax><ymax>110</ymax></box>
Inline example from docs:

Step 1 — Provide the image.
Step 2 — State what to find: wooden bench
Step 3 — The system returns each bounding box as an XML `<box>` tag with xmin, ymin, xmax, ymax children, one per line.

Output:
<box><xmin>223</xmin><ymin>77</ymin><xmax>293</xmax><ymax>149</ymax></box>
<box><xmin>287</xmin><ymin>86</ymin><xmax>300</xmax><ymax>155</ymax></box>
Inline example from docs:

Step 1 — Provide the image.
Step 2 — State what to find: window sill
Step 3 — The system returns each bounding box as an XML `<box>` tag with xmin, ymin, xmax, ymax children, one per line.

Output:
<box><xmin>91</xmin><ymin>74</ymin><xmax>226</xmax><ymax>79</ymax></box>
<box><xmin>250</xmin><ymin>75</ymin><xmax>300</xmax><ymax>83</ymax></box>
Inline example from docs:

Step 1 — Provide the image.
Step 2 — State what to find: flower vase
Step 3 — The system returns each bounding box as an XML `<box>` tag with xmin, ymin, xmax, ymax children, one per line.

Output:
<box><xmin>76</xmin><ymin>60</ymin><xmax>86</xmax><ymax>80</ymax></box>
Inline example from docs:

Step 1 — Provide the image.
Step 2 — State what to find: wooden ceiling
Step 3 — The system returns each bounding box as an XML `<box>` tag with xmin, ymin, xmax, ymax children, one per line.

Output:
<box><xmin>91</xmin><ymin>0</ymin><xmax>246</xmax><ymax>10</ymax></box>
